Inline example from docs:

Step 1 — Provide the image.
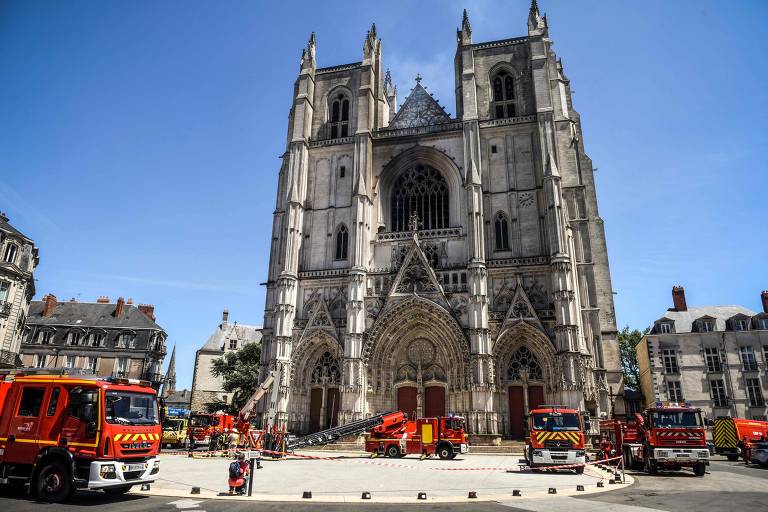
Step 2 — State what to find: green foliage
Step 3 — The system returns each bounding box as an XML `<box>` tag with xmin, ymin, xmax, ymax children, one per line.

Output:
<box><xmin>618</xmin><ymin>326</ymin><xmax>649</xmax><ymax>392</ymax></box>
<box><xmin>207</xmin><ymin>342</ymin><xmax>261</xmax><ymax>415</ymax></box>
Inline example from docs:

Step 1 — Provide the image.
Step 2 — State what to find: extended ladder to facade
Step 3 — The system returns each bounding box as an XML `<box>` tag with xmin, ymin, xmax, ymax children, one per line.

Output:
<box><xmin>286</xmin><ymin>412</ymin><xmax>396</xmax><ymax>450</ymax></box>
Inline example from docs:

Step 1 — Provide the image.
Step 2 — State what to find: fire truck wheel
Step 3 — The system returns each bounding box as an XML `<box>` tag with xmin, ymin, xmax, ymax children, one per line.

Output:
<box><xmin>575</xmin><ymin>465</ymin><xmax>584</xmax><ymax>475</ymax></box>
<box><xmin>35</xmin><ymin>461</ymin><xmax>73</xmax><ymax>503</ymax></box>
<box><xmin>449</xmin><ymin>452</ymin><xmax>457</xmax><ymax>460</ymax></box>
<box><xmin>726</xmin><ymin>454</ymin><xmax>739</xmax><ymax>461</ymax></box>
<box><xmin>386</xmin><ymin>445</ymin><xmax>400</xmax><ymax>458</ymax></box>
<box><xmin>104</xmin><ymin>485</ymin><xmax>133</xmax><ymax>495</ymax></box>
<box><xmin>645</xmin><ymin>457</ymin><xmax>658</xmax><ymax>475</ymax></box>
<box><xmin>693</xmin><ymin>463</ymin><xmax>706</xmax><ymax>477</ymax></box>
<box><xmin>437</xmin><ymin>444</ymin><xmax>452</xmax><ymax>460</ymax></box>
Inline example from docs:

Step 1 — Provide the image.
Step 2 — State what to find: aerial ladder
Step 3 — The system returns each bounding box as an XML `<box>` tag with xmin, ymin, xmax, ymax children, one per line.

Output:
<box><xmin>237</xmin><ymin>369</ymin><xmax>407</xmax><ymax>453</ymax></box>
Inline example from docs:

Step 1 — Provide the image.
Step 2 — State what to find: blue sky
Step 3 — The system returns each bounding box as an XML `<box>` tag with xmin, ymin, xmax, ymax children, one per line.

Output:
<box><xmin>1</xmin><ymin>1</ymin><xmax>766</xmax><ymax>389</ymax></box>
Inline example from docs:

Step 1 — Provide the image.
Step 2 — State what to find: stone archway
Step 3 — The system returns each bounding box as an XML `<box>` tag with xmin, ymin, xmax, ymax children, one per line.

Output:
<box><xmin>289</xmin><ymin>332</ymin><xmax>343</xmax><ymax>434</ymax></box>
<box><xmin>492</xmin><ymin>323</ymin><xmax>557</xmax><ymax>439</ymax></box>
<box><xmin>363</xmin><ymin>296</ymin><xmax>470</xmax><ymax>420</ymax></box>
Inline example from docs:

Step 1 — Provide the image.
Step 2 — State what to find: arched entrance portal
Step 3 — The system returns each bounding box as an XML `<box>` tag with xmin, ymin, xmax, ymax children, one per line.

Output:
<box><xmin>308</xmin><ymin>351</ymin><xmax>341</xmax><ymax>433</ymax></box>
<box><xmin>494</xmin><ymin>324</ymin><xmax>556</xmax><ymax>439</ymax></box>
<box><xmin>364</xmin><ymin>296</ymin><xmax>470</xmax><ymax>421</ymax></box>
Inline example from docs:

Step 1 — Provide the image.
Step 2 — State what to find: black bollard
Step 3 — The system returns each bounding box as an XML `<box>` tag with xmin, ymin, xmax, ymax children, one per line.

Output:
<box><xmin>468</xmin><ymin>491</ymin><xmax>477</xmax><ymax>499</ymax></box>
<box><xmin>302</xmin><ymin>491</ymin><xmax>312</xmax><ymax>499</ymax></box>
<box><xmin>417</xmin><ymin>492</ymin><xmax>427</xmax><ymax>500</ymax></box>
<box><xmin>361</xmin><ymin>492</ymin><xmax>371</xmax><ymax>500</ymax></box>
<box><xmin>548</xmin><ymin>488</ymin><xmax>557</xmax><ymax>494</ymax></box>
<box><xmin>576</xmin><ymin>485</ymin><xmax>585</xmax><ymax>491</ymax></box>
<box><xmin>512</xmin><ymin>489</ymin><xmax>522</xmax><ymax>496</ymax></box>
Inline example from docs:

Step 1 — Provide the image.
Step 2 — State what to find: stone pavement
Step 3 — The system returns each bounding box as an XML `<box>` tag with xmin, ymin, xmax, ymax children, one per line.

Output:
<box><xmin>143</xmin><ymin>450</ymin><xmax>630</xmax><ymax>503</ymax></box>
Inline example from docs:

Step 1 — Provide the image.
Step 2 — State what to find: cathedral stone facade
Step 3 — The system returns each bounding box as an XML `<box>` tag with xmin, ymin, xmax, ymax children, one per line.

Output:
<box><xmin>260</xmin><ymin>3</ymin><xmax>623</xmax><ymax>440</ymax></box>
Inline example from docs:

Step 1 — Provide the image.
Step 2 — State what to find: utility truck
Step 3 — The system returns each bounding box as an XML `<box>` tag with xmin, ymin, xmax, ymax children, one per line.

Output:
<box><xmin>0</xmin><ymin>369</ymin><xmax>161</xmax><ymax>502</ymax></box>
<box><xmin>364</xmin><ymin>412</ymin><xmax>469</xmax><ymax>459</ymax></box>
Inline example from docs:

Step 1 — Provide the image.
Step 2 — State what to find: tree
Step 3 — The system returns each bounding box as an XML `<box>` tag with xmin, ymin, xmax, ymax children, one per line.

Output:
<box><xmin>618</xmin><ymin>326</ymin><xmax>649</xmax><ymax>392</ymax></box>
<box><xmin>205</xmin><ymin>342</ymin><xmax>261</xmax><ymax>415</ymax></box>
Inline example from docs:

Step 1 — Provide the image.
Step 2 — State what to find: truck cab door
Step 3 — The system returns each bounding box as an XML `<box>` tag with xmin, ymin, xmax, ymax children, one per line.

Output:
<box><xmin>4</xmin><ymin>385</ymin><xmax>46</xmax><ymax>464</ymax></box>
<box><xmin>60</xmin><ymin>386</ymin><xmax>99</xmax><ymax>450</ymax></box>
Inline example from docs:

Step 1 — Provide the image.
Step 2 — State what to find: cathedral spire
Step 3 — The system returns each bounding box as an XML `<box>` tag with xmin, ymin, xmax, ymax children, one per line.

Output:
<box><xmin>457</xmin><ymin>9</ymin><xmax>472</xmax><ymax>45</ymax></box>
<box><xmin>528</xmin><ymin>0</ymin><xmax>547</xmax><ymax>35</ymax></box>
<box><xmin>162</xmin><ymin>344</ymin><xmax>176</xmax><ymax>396</ymax></box>
<box><xmin>363</xmin><ymin>22</ymin><xmax>379</xmax><ymax>60</ymax></box>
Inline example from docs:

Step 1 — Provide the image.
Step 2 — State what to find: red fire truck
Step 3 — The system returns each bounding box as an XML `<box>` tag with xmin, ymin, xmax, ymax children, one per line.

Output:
<box><xmin>187</xmin><ymin>412</ymin><xmax>235</xmax><ymax>449</ymax></box>
<box><xmin>713</xmin><ymin>417</ymin><xmax>768</xmax><ymax>460</ymax></box>
<box><xmin>0</xmin><ymin>370</ymin><xmax>162</xmax><ymax>502</ymax></box>
<box><xmin>601</xmin><ymin>402</ymin><xmax>709</xmax><ymax>476</ymax></box>
<box><xmin>364</xmin><ymin>412</ymin><xmax>469</xmax><ymax>459</ymax></box>
<box><xmin>523</xmin><ymin>405</ymin><xmax>587</xmax><ymax>473</ymax></box>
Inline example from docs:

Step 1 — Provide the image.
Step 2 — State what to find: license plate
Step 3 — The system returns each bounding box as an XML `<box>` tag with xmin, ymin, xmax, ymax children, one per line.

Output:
<box><xmin>125</xmin><ymin>464</ymin><xmax>145</xmax><ymax>472</ymax></box>
<box><xmin>676</xmin><ymin>454</ymin><xmax>689</xmax><ymax>458</ymax></box>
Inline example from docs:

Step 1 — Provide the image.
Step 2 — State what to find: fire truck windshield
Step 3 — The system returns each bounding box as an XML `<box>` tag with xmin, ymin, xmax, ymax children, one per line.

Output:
<box><xmin>446</xmin><ymin>417</ymin><xmax>464</xmax><ymax>431</ymax></box>
<box><xmin>650</xmin><ymin>410</ymin><xmax>702</xmax><ymax>428</ymax></box>
<box><xmin>532</xmin><ymin>413</ymin><xmax>581</xmax><ymax>431</ymax></box>
<box><xmin>105</xmin><ymin>391</ymin><xmax>159</xmax><ymax>426</ymax></box>
<box><xmin>190</xmin><ymin>415</ymin><xmax>212</xmax><ymax>427</ymax></box>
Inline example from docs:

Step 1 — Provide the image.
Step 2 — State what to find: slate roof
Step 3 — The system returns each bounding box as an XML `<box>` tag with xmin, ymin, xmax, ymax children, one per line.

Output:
<box><xmin>27</xmin><ymin>300</ymin><xmax>165</xmax><ymax>331</ymax></box>
<box><xmin>388</xmin><ymin>82</ymin><xmax>452</xmax><ymax>130</ymax></box>
<box><xmin>655</xmin><ymin>305</ymin><xmax>757</xmax><ymax>333</ymax></box>
<box><xmin>165</xmin><ymin>389</ymin><xmax>191</xmax><ymax>405</ymax></box>
<box><xmin>0</xmin><ymin>215</ymin><xmax>33</xmax><ymax>243</ymax></box>
<box><xmin>199</xmin><ymin>321</ymin><xmax>262</xmax><ymax>353</ymax></box>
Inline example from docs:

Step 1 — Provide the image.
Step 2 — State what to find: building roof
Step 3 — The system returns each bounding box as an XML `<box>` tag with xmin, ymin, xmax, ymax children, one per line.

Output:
<box><xmin>27</xmin><ymin>300</ymin><xmax>165</xmax><ymax>331</ymax></box>
<box><xmin>655</xmin><ymin>305</ymin><xmax>757</xmax><ymax>334</ymax></box>
<box><xmin>0</xmin><ymin>213</ymin><xmax>34</xmax><ymax>243</ymax></box>
<box><xmin>199</xmin><ymin>321</ymin><xmax>262</xmax><ymax>353</ymax></box>
<box><xmin>165</xmin><ymin>389</ymin><xmax>191</xmax><ymax>404</ymax></box>
<box><xmin>387</xmin><ymin>81</ymin><xmax>452</xmax><ymax>130</ymax></box>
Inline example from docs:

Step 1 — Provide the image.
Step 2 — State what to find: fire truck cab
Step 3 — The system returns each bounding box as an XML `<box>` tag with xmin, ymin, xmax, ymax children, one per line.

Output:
<box><xmin>524</xmin><ymin>405</ymin><xmax>587</xmax><ymax>473</ymax></box>
<box><xmin>610</xmin><ymin>402</ymin><xmax>709</xmax><ymax>476</ymax></box>
<box><xmin>187</xmin><ymin>412</ymin><xmax>235</xmax><ymax>448</ymax></box>
<box><xmin>0</xmin><ymin>370</ymin><xmax>161</xmax><ymax>502</ymax></box>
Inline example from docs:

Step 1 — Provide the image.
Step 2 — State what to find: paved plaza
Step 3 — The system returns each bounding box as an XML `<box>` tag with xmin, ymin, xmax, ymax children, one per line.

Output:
<box><xmin>145</xmin><ymin>450</ymin><xmax>626</xmax><ymax>502</ymax></box>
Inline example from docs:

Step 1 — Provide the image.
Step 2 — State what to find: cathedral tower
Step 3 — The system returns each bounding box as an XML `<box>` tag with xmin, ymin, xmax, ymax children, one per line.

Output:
<box><xmin>260</xmin><ymin>2</ymin><xmax>621</xmax><ymax>439</ymax></box>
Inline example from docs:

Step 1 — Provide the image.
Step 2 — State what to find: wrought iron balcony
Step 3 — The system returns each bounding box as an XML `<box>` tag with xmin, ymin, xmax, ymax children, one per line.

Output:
<box><xmin>0</xmin><ymin>301</ymin><xmax>12</xmax><ymax>317</ymax></box>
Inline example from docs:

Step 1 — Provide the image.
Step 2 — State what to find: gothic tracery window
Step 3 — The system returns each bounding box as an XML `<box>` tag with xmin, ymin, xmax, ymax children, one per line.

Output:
<box><xmin>329</xmin><ymin>93</ymin><xmax>350</xmax><ymax>138</ymax></box>
<box><xmin>492</xmin><ymin>70</ymin><xmax>516</xmax><ymax>119</ymax></box>
<box><xmin>507</xmin><ymin>346</ymin><xmax>543</xmax><ymax>381</ymax></box>
<box><xmin>335</xmin><ymin>225</ymin><xmax>348</xmax><ymax>260</ymax></box>
<box><xmin>310</xmin><ymin>351</ymin><xmax>341</xmax><ymax>385</ymax></box>
<box><xmin>494</xmin><ymin>212</ymin><xmax>510</xmax><ymax>251</ymax></box>
<box><xmin>390</xmin><ymin>164</ymin><xmax>449</xmax><ymax>232</ymax></box>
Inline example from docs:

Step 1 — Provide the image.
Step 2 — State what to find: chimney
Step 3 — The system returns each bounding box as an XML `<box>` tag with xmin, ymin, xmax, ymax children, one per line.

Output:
<box><xmin>96</xmin><ymin>296</ymin><xmax>110</xmax><ymax>303</ymax></box>
<box><xmin>114</xmin><ymin>297</ymin><xmax>125</xmax><ymax>317</ymax></box>
<box><xmin>127</xmin><ymin>298</ymin><xmax>133</xmax><ymax>305</ymax></box>
<box><xmin>222</xmin><ymin>309</ymin><xmax>229</xmax><ymax>323</ymax></box>
<box><xmin>42</xmin><ymin>294</ymin><xmax>57</xmax><ymax>317</ymax></box>
<box><xmin>138</xmin><ymin>304</ymin><xmax>156</xmax><ymax>321</ymax></box>
<box><xmin>672</xmin><ymin>285</ymin><xmax>687</xmax><ymax>312</ymax></box>
<box><xmin>762</xmin><ymin>290</ymin><xmax>768</xmax><ymax>314</ymax></box>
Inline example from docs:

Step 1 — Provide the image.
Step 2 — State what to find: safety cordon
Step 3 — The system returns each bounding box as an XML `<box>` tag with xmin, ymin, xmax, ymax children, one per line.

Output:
<box><xmin>162</xmin><ymin>448</ymin><xmax>624</xmax><ymax>477</ymax></box>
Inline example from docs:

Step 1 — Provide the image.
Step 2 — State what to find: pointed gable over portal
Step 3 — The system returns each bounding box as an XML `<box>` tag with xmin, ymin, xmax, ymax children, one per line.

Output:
<box><xmin>387</xmin><ymin>238</ymin><xmax>446</xmax><ymax>304</ymax></box>
<box><xmin>388</xmin><ymin>77</ymin><xmax>452</xmax><ymax>129</ymax></box>
<box><xmin>501</xmin><ymin>276</ymin><xmax>545</xmax><ymax>334</ymax></box>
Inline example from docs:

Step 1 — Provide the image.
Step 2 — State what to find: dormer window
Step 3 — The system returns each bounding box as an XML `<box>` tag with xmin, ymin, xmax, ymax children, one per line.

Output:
<box><xmin>491</xmin><ymin>70</ymin><xmax>516</xmax><ymax>119</ymax></box>
<box><xmin>761</xmin><ymin>319</ymin><xmax>768</xmax><ymax>330</ymax></box>
<box><xmin>329</xmin><ymin>93</ymin><xmax>350</xmax><ymax>138</ymax></box>
<box><xmin>39</xmin><ymin>330</ymin><xmax>53</xmax><ymax>345</ymax></box>
<box><xmin>229</xmin><ymin>339</ymin><xmax>237</xmax><ymax>350</ymax></box>
<box><xmin>658</xmin><ymin>322</ymin><xmax>672</xmax><ymax>334</ymax></box>
<box><xmin>68</xmin><ymin>331</ymin><xmax>83</xmax><ymax>346</ymax></box>
<box><xmin>699</xmin><ymin>320</ymin><xmax>714</xmax><ymax>332</ymax></box>
<box><xmin>733</xmin><ymin>318</ymin><xmax>749</xmax><ymax>331</ymax></box>
<box><xmin>3</xmin><ymin>243</ymin><xmax>18</xmax><ymax>264</ymax></box>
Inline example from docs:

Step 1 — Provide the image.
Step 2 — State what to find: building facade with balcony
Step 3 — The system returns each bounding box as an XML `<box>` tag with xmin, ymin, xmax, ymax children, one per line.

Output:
<box><xmin>0</xmin><ymin>214</ymin><xmax>39</xmax><ymax>368</ymax></box>
<box><xmin>260</xmin><ymin>3</ymin><xmax>623</xmax><ymax>440</ymax></box>
<box><xmin>637</xmin><ymin>286</ymin><xmax>768</xmax><ymax>421</ymax></box>
<box><xmin>20</xmin><ymin>294</ymin><xmax>167</xmax><ymax>390</ymax></box>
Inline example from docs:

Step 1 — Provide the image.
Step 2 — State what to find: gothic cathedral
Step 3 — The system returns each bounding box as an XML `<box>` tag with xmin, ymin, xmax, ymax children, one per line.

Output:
<box><xmin>260</xmin><ymin>3</ymin><xmax>623</xmax><ymax>440</ymax></box>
